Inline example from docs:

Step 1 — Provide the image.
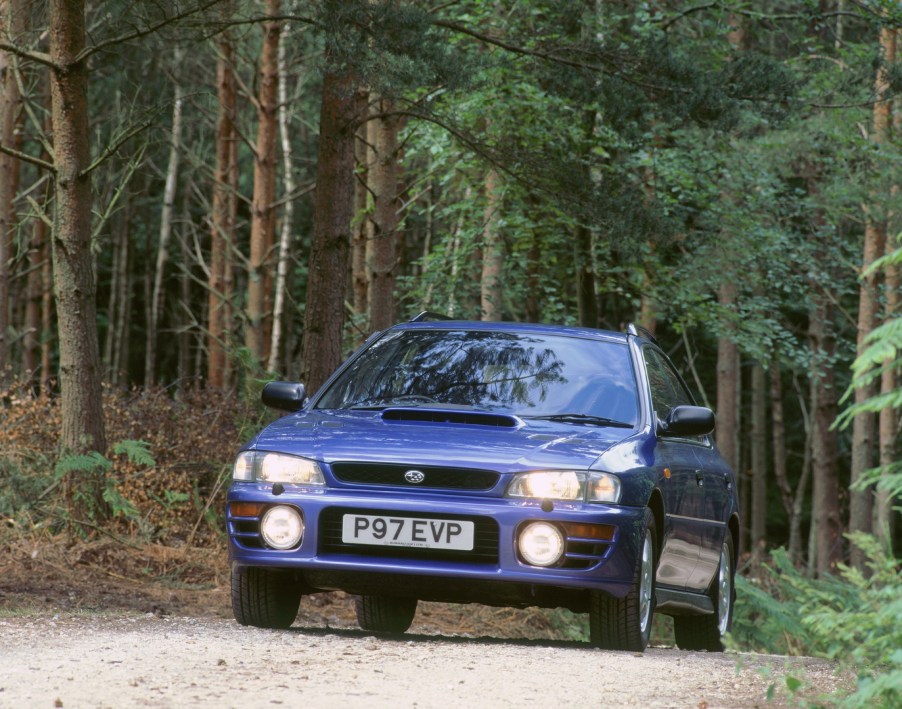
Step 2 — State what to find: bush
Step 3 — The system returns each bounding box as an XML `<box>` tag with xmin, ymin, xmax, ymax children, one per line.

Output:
<box><xmin>731</xmin><ymin>538</ymin><xmax>902</xmax><ymax>708</ymax></box>
<box><xmin>0</xmin><ymin>381</ymin><xmax>263</xmax><ymax>545</ymax></box>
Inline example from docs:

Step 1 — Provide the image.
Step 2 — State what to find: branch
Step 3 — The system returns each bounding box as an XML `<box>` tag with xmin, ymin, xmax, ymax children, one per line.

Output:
<box><xmin>81</xmin><ymin>119</ymin><xmax>154</xmax><ymax>177</ymax></box>
<box><xmin>0</xmin><ymin>142</ymin><xmax>55</xmax><ymax>172</ymax></box>
<box><xmin>431</xmin><ymin>19</ymin><xmax>690</xmax><ymax>98</ymax></box>
<box><xmin>0</xmin><ymin>41</ymin><xmax>54</xmax><ymax>69</ymax></box>
<box><xmin>75</xmin><ymin>0</ymin><xmax>223</xmax><ymax>62</ymax></box>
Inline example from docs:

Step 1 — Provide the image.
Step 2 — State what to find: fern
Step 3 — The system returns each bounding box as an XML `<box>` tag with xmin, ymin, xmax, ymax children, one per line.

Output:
<box><xmin>54</xmin><ymin>451</ymin><xmax>112</xmax><ymax>479</ymax></box>
<box><xmin>111</xmin><ymin>439</ymin><xmax>155</xmax><ymax>468</ymax></box>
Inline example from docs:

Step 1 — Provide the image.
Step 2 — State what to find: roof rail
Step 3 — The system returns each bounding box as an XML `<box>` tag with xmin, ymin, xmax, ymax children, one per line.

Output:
<box><xmin>627</xmin><ymin>322</ymin><xmax>658</xmax><ymax>344</ymax></box>
<box><xmin>409</xmin><ymin>311</ymin><xmax>454</xmax><ymax>323</ymax></box>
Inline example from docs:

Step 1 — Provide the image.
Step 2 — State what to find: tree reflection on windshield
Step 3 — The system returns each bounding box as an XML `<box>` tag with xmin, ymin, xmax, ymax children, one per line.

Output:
<box><xmin>315</xmin><ymin>329</ymin><xmax>638</xmax><ymax>425</ymax></box>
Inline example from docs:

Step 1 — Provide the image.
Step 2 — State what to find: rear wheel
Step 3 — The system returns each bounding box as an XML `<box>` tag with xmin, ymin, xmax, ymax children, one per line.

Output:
<box><xmin>231</xmin><ymin>564</ymin><xmax>303</xmax><ymax>629</ymax></box>
<box><xmin>355</xmin><ymin>595</ymin><xmax>418</xmax><ymax>634</ymax></box>
<box><xmin>589</xmin><ymin>508</ymin><xmax>656</xmax><ymax>652</ymax></box>
<box><xmin>673</xmin><ymin>530</ymin><xmax>735</xmax><ymax>651</ymax></box>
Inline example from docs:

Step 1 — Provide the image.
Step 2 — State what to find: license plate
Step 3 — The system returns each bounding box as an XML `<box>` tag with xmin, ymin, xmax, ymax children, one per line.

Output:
<box><xmin>341</xmin><ymin>514</ymin><xmax>475</xmax><ymax>551</ymax></box>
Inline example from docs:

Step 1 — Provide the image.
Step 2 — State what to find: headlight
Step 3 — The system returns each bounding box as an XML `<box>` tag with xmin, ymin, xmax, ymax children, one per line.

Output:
<box><xmin>232</xmin><ymin>451</ymin><xmax>325</xmax><ymax>485</ymax></box>
<box><xmin>260</xmin><ymin>505</ymin><xmax>304</xmax><ymax>549</ymax></box>
<box><xmin>506</xmin><ymin>471</ymin><xmax>621</xmax><ymax>504</ymax></box>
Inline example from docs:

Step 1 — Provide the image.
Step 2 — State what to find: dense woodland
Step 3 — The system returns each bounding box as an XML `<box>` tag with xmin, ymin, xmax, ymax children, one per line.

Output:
<box><xmin>1</xmin><ymin>0</ymin><xmax>901</xmax><ymax>578</ymax></box>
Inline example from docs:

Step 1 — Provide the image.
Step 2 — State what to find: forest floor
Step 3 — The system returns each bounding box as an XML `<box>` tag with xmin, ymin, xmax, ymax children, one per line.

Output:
<box><xmin>0</xmin><ymin>535</ymin><xmax>853</xmax><ymax>708</ymax></box>
<box><xmin>0</xmin><ymin>534</ymin><xmax>586</xmax><ymax>640</ymax></box>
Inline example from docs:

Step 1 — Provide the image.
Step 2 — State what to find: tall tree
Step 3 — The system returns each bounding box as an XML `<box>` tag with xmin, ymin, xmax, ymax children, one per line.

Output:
<box><xmin>246</xmin><ymin>0</ymin><xmax>281</xmax><ymax>363</ymax></box>
<box><xmin>48</xmin><ymin>0</ymin><xmax>108</xmax><ymax>526</ymax></box>
<box><xmin>207</xmin><ymin>24</ymin><xmax>237</xmax><ymax>389</ymax></box>
<box><xmin>367</xmin><ymin>94</ymin><xmax>400</xmax><ymax>331</ymax></box>
<box><xmin>300</xmin><ymin>41</ymin><xmax>358</xmax><ymax>393</ymax></box>
<box><xmin>480</xmin><ymin>166</ymin><xmax>503</xmax><ymax>320</ymax></box>
<box><xmin>0</xmin><ymin>0</ymin><xmax>24</xmax><ymax>379</ymax></box>
<box><xmin>146</xmin><ymin>53</ymin><xmax>184</xmax><ymax>385</ymax></box>
<box><xmin>849</xmin><ymin>19</ymin><xmax>895</xmax><ymax>566</ymax></box>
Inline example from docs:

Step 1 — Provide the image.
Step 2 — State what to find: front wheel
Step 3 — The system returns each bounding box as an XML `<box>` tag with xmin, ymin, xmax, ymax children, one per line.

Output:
<box><xmin>231</xmin><ymin>564</ymin><xmax>303</xmax><ymax>629</ymax></box>
<box><xmin>589</xmin><ymin>507</ymin><xmax>656</xmax><ymax>652</ymax></box>
<box><xmin>673</xmin><ymin>530</ymin><xmax>735</xmax><ymax>651</ymax></box>
<box><xmin>355</xmin><ymin>595</ymin><xmax>418</xmax><ymax>634</ymax></box>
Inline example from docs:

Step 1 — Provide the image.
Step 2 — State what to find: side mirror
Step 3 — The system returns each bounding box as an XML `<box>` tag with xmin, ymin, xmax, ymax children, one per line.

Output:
<box><xmin>660</xmin><ymin>405</ymin><xmax>715</xmax><ymax>437</ymax></box>
<box><xmin>262</xmin><ymin>381</ymin><xmax>307</xmax><ymax>412</ymax></box>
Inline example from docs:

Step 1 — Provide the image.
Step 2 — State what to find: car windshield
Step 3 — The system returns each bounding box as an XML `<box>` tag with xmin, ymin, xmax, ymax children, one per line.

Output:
<box><xmin>315</xmin><ymin>329</ymin><xmax>639</xmax><ymax>426</ymax></box>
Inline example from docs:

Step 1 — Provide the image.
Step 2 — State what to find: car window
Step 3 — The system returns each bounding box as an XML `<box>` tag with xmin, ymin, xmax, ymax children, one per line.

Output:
<box><xmin>315</xmin><ymin>329</ymin><xmax>639</xmax><ymax>425</ymax></box>
<box><xmin>642</xmin><ymin>347</ymin><xmax>694</xmax><ymax>422</ymax></box>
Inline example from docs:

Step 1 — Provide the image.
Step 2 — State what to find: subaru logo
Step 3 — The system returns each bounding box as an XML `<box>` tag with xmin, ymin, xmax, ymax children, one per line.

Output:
<box><xmin>404</xmin><ymin>470</ymin><xmax>426</xmax><ymax>484</ymax></box>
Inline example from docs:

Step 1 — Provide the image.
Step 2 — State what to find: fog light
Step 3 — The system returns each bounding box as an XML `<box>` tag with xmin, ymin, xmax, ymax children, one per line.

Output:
<box><xmin>260</xmin><ymin>505</ymin><xmax>304</xmax><ymax>550</ymax></box>
<box><xmin>518</xmin><ymin>521</ymin><xmax>565</xmax><ymax>567</ymax></box>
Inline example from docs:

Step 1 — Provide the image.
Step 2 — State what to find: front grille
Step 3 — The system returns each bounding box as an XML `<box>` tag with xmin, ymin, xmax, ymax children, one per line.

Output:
<box><xmin>330</xmin><ymin>462</ymin><xmax>499</xmax><ymax>491</ymax></box>
<box><xmin>319</xmin><ymin>507</ymin><xmax>499</xmax><ymax>564</ymax></box>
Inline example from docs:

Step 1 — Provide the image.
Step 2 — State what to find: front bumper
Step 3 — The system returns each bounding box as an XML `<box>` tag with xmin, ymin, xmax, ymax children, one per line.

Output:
<box><xmin>226</xmin><ymin>483</ymin><xmax>646</xmax><ymax>603</ymax></box>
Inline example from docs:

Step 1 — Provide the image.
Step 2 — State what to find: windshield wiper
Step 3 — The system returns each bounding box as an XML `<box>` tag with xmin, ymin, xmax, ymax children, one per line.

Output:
<box><xmin>525</xmin><ymin>413</ymin><xmax>634</xmax><ymax>428</ymax></box>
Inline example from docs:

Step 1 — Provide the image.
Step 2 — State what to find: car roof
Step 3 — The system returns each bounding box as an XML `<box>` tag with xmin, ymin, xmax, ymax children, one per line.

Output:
<box><xmin>391</xmin><ymin>318</ymin><xmax>631</xmax><ymax>345</ymax></box>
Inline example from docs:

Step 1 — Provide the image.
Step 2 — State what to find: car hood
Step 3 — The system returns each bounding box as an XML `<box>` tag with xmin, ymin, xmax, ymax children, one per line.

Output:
<box><xmin>248</xmin><ymin>407</ymin><xmax>634</xmax><ymax>473</ymax></box>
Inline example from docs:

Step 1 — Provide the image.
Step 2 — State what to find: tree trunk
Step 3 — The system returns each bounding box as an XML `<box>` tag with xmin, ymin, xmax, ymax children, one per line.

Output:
<box><xmin>877</xmin><ymin>43</ymin><xmax>901</xmax><ymax>546</ymax></box>
<box><xmin>716</xmin><ymin>283</ymin><xmax>740</xmax><ymax>473</ymax></box>
<box><xmin>246</xmin><ymin>0</ymin><xmax>280</xmax><ymax>363</ymax></box>
<box><xmin>268</xmin><ymin>21</ymin><xmax>296</xmax><ymax>374</ymax></box>
<box><xmin>0</xmin><ymin>0</ymin><xmax>25</xmax><ymax>379</ymax></box>
<box><xmin>49</xmin><ymin>0</ymin><xmax>108</xmax><ymax>525</ymax></box>
<box><xmin>23</xmin><ymin>189</ymin><xmax>48</xmax><ymax>388</ymax></box>
<box><xmin>849</xmin><ymin>23</ymin><xmax>895</xmax><ymax>566</ymax></box>
<box><xmin>367</xmin><ymin>94</ymin><xmax>400</xmax><ymax>332</ymax></box>
<box><xmin>146</xmin><ymin>62</ymin><xmax>184</xmax><ymax>385</ymax></box>
<box><xmin>750</xmin><ymin>362</ymin><xmax>767</xmax><ymax>562</ymax></box>
<box><xmin>351</xmin><ymin>88</ymin><xmax>369</xmax><ymax>322</ymax></box>
<box><xmin>770</xmin><ymin>363</ymin><xmax>792</xmax><ymax>521</ymax></box>
<box><xmin>480</xmin><ymin>166</ymin><xmax>503</xmax><ymax>321</ymax></box>
<box><xmin>207</xmin><ymin>27</ymin><xmax>237</xmax><ymax>389</ymax></box>
<box><xmin>300</xmin><ymin>61</ymin><xmax>357</xmax><ymax>394</ymax></box>
<box><xmin>809</xmin><ymin>293</ymin><xmax>842</xmax><ymax>574</ymax></box>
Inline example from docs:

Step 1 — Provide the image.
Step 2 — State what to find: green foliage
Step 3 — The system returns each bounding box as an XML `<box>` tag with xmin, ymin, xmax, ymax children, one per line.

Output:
<box><xmin>732</xmin><ymin>541</ymin><xmax>902</xmax><ymax>708</ymax></box>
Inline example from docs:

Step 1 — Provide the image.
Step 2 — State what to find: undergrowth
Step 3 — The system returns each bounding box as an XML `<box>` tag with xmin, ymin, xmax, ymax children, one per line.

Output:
<box><xmin>730</xmin><ymin>537</ymin><xmax>901</xmax><ymax>708</ymax></box>
<box><xmin>0</xmin><ymin>380</ymin><xmax>265</xmax><ymax>545</ymax></box>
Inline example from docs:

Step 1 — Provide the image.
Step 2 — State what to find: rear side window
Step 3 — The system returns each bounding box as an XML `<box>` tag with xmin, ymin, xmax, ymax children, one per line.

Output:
<box><xmin>642</xmin><ymin>347</ymin><xmax>694</xmax><ymax>422</ymax></box>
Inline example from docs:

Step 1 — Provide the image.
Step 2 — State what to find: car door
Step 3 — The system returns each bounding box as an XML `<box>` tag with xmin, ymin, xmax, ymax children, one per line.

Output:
<box><xmin>644</xmin><ymin>346</ymin><xmax>726</xmax><ymax>593</ymax></box>
<box><xmin>641</xmin><ymin>346</ymin><xmax>703</xmax><ymax>591</ymax></box>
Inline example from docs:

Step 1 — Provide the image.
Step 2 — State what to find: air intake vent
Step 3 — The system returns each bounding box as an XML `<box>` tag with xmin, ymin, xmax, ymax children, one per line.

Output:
<box><xmin>381</xmin><ymin>408</ymin><xmax>518</xmax><ymax>428</ymax></box>
<box><xmin>331</xmin><ymin>462</ymin><xmax>499</xmax><ymax>491</ymax></box>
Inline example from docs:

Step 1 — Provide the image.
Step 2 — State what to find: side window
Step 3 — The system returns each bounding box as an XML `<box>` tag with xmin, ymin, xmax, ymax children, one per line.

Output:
<box><xmin>642</xmin><ymin>347</ymin><xmax>693</xmax><ymax>421</ymax></box>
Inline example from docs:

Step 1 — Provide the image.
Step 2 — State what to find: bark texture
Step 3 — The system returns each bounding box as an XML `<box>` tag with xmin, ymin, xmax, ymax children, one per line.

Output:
<box><xmin>367</xmin><ymin>94</ymin><xmax>400</xmax><ymax>332</ymax></box>
<box><xmin>300</xmin><ymin>62</ymin><xmax>357</xmax><ymax>394</ymax></box>
<box><xmin>246</xmin><ymin>0</ymin><xmax>281</xmax><ymax>363</ymax></box>
<box><xmin>146</xmin><ymin>65</ymin><xmax>183</xmax><ymax>385</ymax></box>
<box><xmin>848</xmin><ymin>23</ymin><xmax>895</xmax><ymax>564</ymax></box>
<box><xmin>0</xmin><ymin>0</ymin><xmax>25</xmax><ymax>378</ymax></box>
<box><xmin>480</xmin><ymin>166</ymin><xmax>503</xmax><ymax>321</ymax></box>
<box><xmin>207</xmin><ymin>28</ymin><xmax>237</xmax><ymax>389</ymax></box>
<box><xmin>49</xmin><ymin>0</ymin><xmax>108</xmax><ymax>526</ymax></box>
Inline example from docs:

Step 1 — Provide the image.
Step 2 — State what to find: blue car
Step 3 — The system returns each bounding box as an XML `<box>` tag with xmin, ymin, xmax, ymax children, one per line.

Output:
<box><xmin>227</xmin><ymin>315</ymin><xmax>739</xmax><ymax>652</ymax></box>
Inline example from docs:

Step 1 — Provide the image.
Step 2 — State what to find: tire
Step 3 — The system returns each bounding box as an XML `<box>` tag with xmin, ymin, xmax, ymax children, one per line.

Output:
<box><xmin>355</xmin><ymin>595</ymin><xmax>418</xmax><ymax>634</ymax></box>
<box><xmin>589</xmin><ymin>507</ymin><xmax>656</xmax><ymax>652</ymax></box>
<box><xmin>673</xmin><ymin>530</ymin><xmax>735</xmax><ymax>651</ymax></box>
<box><xmin>231</xmin><ymin>564</ymin><xmax>303</xmax><ymax>629</ymax></box>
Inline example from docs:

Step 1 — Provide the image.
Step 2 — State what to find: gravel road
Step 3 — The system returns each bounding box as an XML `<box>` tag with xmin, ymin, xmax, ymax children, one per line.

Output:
<box><xmin>0</xmin><ymin>614</ymin><xmax>845</xmax><ymax>709</ymax></box>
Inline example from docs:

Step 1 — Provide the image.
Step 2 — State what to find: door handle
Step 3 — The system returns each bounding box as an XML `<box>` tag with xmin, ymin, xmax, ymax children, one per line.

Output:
<box><xmin>723</xmin><ymin>472</ymin><xmax>732</xmax><ymax>490</ymax></box>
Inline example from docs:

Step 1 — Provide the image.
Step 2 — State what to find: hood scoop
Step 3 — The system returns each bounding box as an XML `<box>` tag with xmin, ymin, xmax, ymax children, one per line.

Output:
<box><xmin>381</xmin><ymin>407</ymin><xmax>519</xmax><ymax>428</ymax></box>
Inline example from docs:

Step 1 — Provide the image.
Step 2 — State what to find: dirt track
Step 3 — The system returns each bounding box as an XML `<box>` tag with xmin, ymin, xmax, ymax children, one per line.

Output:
<box><xmin>0</xmin><ymin>613</ymin><xmax>845</xmax><ymax>709</ymax></box>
